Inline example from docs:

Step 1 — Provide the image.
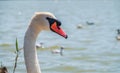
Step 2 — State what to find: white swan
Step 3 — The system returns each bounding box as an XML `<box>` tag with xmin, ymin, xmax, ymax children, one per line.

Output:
<box><xmin>51</xmin><ymin>47</ymin><xmax>64</xmax><ymax>56</ymax></box>
<box><xmin>23</xmin><ymin>12</ymin><xmax>68</xmax><ymax>73</ymax></box>
<box><xmin>36</xmin><ymin>42</ymin><xmax>44</xmax><ymax>48</ymax></box>
<box><xmin>76</xmin><ymin>24</ymin><xmax>83</xmax><ymax>29</ymax></box>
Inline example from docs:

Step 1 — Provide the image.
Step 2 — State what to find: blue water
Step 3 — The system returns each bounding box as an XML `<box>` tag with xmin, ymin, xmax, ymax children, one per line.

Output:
<box><xmin>0</xmin><ymin>0</ymin><xmax>120</xmax><ymax>73</ymax></box>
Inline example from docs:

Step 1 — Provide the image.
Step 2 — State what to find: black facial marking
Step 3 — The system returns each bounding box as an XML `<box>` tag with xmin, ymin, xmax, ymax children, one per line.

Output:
<box><xmin>46</xmin><ymin>17</ymin><xmax>61</xmax><ymax>26</ymax></box>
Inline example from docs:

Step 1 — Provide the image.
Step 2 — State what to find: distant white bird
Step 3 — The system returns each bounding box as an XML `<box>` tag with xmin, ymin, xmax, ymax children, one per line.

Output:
<box><xmin>19</xmin><ymin>42</ymin><xmax>44</xmax><ymax>50</ymax></box>
<box><xmin>76</xmin><ymin>24</ymin><xmax>83</xmax><ymax>29</ymax></box>
<box><xmin>51</xmin><ymin>47</ymin><xmax>64</xmax><ymax>56</ymax></box>
<box><xmin>36</xmin><ymin>42</ymin><xmax>44</xmax><ymax>48</ymax></box>
<box><xmin>116</xmin><ymin>36</ymin><xmax>120</xmax><ymax>40</ymax></box>
<box><xmin>116</xmin><ymin>29</ymin><xmax>120</xmax><ymax>40</ymax></box>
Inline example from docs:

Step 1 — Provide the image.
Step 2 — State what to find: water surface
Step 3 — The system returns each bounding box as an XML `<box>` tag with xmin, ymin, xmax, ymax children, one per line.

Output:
<box><xmin>0</xmin><ymin>0</ymin><xmax>120</xmax><ymax>73</ymax></box>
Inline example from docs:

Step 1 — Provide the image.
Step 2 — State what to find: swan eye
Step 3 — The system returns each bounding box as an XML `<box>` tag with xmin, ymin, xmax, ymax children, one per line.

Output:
<box><xmin>46</xmin><ymin>17</ymin><xmax>55</xmax><ymax>25</ymax></box>
<box><xmin>56</xmin><ymin>20</ymin><xmax>61</xmax><ymax>26</ymax></box>
<box><xmin>46</xmin><ymin>17</ymin><xmax>61</xmax><ymax>27</ymax></box>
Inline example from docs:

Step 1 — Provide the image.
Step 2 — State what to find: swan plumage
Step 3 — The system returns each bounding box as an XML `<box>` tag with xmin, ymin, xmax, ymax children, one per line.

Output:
<box><xmin>23</xmin><ymin>12</ymin><xmax>67</xmax><ymax>73</ymax></box>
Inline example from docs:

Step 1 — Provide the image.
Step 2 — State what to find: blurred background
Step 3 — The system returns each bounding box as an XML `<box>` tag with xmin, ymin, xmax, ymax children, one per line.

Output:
<box><xmin>0</xmin><ymin>0</ymin><xmax>120</xmax><ymax>73</ymax></box>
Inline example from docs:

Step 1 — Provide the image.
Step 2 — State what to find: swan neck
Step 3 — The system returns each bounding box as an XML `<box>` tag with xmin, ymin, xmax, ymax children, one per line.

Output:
<box><xmin>24</xmin><ymin>27</ymin><xmax>41</xmax><ymax>73</ymax></box>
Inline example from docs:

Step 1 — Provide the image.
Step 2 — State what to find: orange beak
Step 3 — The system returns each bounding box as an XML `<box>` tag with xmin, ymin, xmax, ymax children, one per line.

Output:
<box><xmin>50</xmin><ymin>22</ymin><xmax>68</xmax><ymax>39</ymax></box>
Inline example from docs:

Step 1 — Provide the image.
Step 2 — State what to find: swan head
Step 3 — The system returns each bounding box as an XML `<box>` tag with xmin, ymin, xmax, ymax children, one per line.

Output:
<box><xmin>29</xmin><ymin>12</ymin><xmax>68</xmax><ymax>39</ymax></box>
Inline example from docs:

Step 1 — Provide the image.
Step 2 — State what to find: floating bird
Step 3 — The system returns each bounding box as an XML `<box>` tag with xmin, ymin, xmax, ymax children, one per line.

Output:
<box><xmin>86</xmin><ymin>21</ymin><xmax>94</xmax><ymax>25</ymax></box>
<box><xmin>36</xmin><ymin>42</ymin><xmax>44</xmax><ymax>48</ymax></box>
<box><xmin>18</xmin><ymin>42</ymin><xmax>44</xmax><ymax>50</ymax></box>
<box><xmin>23</xmin><ymin>12</ymin><xmax>68</xmax><ymax>73</ymax></box>
<box><xmin>0</xmin><ymin>66</ymin><xmax>8</xmax><ymax>73</ymax></box>
<box><xmin>76</xmin><ymin>24</ymin><xmax>83</xmax><ymax>29</ymax></box>
<box><xmin>116</xmin><ymin>36</ymin><xmax>120</xmax><ymax>40</ymax></box>
<box><xmin>116</xmin><ymin>29</ymin><xmax>120</xmax><ymax>40</ymax></box>
<box><xmin>51</xmin><ymin>47</ymin><xmax>64</xmax><ymax>56</ymax></box>
<box><xmin>117</xmin><ymin>29</ymin><xmax>120</xmax><ymax>34</ymax></box>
